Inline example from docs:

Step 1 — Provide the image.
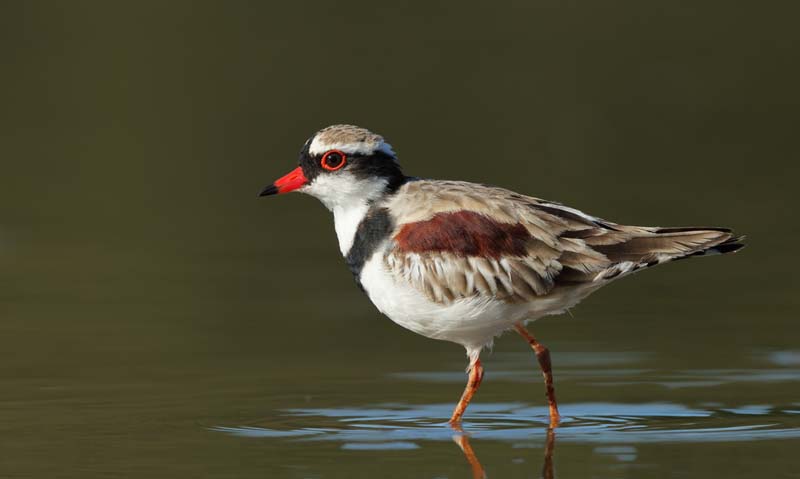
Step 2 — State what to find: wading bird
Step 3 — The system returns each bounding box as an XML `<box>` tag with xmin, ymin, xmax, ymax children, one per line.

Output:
<box><xmin>259</xmin><ymin>125</ymin><xmax>743</xmax><ymax>427</ymax></box>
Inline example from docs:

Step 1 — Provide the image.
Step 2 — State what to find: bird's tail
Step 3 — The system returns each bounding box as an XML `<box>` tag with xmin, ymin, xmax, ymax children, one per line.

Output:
<box><xmin>657</xmin><ymin>227</ymin><xmax>746</xmax><ymax>258</ymax></box>
<box><xmin>593</xmin><ymin>227</ymin><xmax>745</xmax><ymax>280</ymax></box>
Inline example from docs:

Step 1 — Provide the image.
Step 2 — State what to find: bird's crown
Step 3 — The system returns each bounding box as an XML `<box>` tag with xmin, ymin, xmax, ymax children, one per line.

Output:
<box><xmin>308</xmin><ymin>124</ymin><xmax>396</xmax><ymax>158</ymax></box>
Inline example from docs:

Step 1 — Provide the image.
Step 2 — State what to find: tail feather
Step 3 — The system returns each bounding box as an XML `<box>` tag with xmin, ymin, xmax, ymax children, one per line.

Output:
<box><xmin>592</xmin><ymin>226</ymin><xmax>745</xmax><ymax>281</ymax></box>
<box><xmin>678</xmin><ymin>233</ymin><xmax>746</xmax><ymax>258</ymax></box>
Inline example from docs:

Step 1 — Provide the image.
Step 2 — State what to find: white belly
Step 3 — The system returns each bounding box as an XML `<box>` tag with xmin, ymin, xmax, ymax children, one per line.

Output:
<box><xmin>359</xmin><ymin>253</ymin><xmax>532</xmax><ymax>356</ymax></box>
<box><xmin>358</xmin><ymin>250</ymin><xmax>606</xmax><ymax>359</ymax></box>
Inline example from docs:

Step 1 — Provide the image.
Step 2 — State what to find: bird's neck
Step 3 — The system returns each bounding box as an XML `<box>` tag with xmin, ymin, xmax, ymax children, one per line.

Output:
<box><xmin>331</xmin><ymin>177</ymin><xmax>410</xmax><ymax>256</ymax></box>
<box><xmin>333</xmin><ymin>200</ymin><xmax>374</xmax><ymax>256</ymax></box>
<box><xmin>315</xmin><ymin>173</ymin><xmax>408</xmax><ymax>256</ymax></box>
<box><xmin>328</xmin><ymin>177</ymin><xmax>396</xmax><ymax>256</ymax></box>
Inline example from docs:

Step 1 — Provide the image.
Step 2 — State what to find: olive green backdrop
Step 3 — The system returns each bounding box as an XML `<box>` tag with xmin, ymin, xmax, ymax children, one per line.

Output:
<box><xmin>1</xmin><ymin>1</ymin><xmax>798</xmax><ymax>478</ymax></box>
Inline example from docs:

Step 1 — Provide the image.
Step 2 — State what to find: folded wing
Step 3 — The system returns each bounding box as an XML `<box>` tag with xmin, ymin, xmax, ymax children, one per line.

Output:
<box><xmin>382</xmin><ymin>180</ymin><xmax>743</xmax><ymax>305</ymax></box>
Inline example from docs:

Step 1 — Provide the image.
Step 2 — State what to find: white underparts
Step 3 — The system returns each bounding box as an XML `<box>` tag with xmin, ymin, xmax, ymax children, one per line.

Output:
<box><xmin>359</xmin><ymin>251</ymin><xmax>533</xmax><ymax>358</ymax></box>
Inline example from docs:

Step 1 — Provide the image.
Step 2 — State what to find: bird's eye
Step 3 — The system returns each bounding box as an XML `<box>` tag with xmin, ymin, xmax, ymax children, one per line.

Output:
<box><xmin>321</xmin><ymin>150</ymin><xmax>346</xmax><ymax>171</ymax></box>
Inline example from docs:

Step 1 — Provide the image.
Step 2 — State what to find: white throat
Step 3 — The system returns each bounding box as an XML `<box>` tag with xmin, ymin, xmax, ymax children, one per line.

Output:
<box><xmin>299</xmin><ymin>172</ymin><xmax>389</xmax><ymax>256</ymax></box>
<box><xmin>333</xmin><ymin>202</ymin><xmax>371</xmax><ymax>255</ymax></box>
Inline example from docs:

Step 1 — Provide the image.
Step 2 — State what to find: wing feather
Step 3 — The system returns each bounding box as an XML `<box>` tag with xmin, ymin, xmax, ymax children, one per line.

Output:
<box><xmin>380</xmin><ymin>180</ymin><xmax>742</xmax><ymax>305</ymax></box>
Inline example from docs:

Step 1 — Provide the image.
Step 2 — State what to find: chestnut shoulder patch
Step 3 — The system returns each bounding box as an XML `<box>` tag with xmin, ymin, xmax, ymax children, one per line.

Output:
<box><xmin>394</xmin><ymin>211</ymin><xmax>530</xmax><ymax>258</ymax></box>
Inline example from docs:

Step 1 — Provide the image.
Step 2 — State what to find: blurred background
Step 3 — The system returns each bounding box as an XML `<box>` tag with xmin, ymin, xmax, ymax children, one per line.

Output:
<box><xmin>1</xmin><ymin>1</ymin><xmax>798</xmax><ymax>478</ymax></box>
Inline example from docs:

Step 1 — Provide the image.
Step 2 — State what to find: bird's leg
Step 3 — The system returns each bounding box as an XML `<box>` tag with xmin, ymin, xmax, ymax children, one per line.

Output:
<box><xmin>514</xmin><ymin>323</ymin><xmax>560</xmax><ymax>427</ymax></box>
<box><xmin>449</xmin><ymin>358</ymin><xmax>484</xmax><ymax>424</ymax></box>
<box><xmin>541</xmin><ymin>427</ymin><xmax>556</xmax><ymax>479</ymax></box>
<box><xmin>451</xmin><ymin>431</ymin><xmax>487</xmax><ymax>479</ymax></box>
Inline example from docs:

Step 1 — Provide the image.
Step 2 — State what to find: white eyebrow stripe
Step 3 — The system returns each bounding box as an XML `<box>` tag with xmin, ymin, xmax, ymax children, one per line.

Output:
<box><xmin>309</xmin><ymin>139</ymin><xmax>396</xmax><ymax>157</ymax></box>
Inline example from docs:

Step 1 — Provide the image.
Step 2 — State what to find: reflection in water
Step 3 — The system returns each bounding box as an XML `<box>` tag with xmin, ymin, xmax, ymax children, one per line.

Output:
<box><xmin>452</xmin><ymin>432</ymin><xmax>486</xmax><ymax>479</ymax></box>
<box><xmin>451</xmin><ymin>427</ymin><xmax>556</xmax><ymax>479</ymax></box>
<box><xmin>542</xmin><ymin>428</ymin><xmax>555</xmax><ymax>479</ymax></box>
<box><xmin>212</xmin><ymin>402</ymin><xmax>800</xmax><ymax>443</ymax></box>
<box><xmin>210</xmin><ymin>352</ymin><xmax>800</xmax><ymax>476</ymax></box>
<box><xmin>212</xmin><ymin>400</ymin><xmax>800</xmax><ymax>477</ymax></box>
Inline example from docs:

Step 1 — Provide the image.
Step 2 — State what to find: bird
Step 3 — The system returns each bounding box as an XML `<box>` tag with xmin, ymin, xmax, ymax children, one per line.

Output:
<box><xmin>258</xmin><ymin>124</ymin><xmax>744</xmax><ymax>428</ymax></box>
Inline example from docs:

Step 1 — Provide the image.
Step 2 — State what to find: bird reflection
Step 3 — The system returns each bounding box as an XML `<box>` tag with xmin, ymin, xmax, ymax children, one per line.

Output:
<box><xmin>453</xmin><ymin>432</ymin><xmax>486</xmax><ymax>479</ymax></box>
<box><xmin>542</xmin><ymin>427</ymin><xmax>555</xmax><ymax>479</ymax></box>
<box><xmin>452</xmin><ymin>425</ymin><xmax>555</xmax><ymax>478</ymax></box>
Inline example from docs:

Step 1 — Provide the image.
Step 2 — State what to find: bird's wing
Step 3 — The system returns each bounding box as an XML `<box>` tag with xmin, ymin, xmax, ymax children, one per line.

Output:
<box><xmin>381</xmin><ymin>180</ymin><xmax>740</xmax><ymax>305</ymax></box>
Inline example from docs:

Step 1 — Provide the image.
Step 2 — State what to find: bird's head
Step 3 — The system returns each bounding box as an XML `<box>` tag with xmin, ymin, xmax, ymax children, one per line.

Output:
<box><xmin>259</xmin><ymin>125</ymin><xmax>405</xmax><ymax>210</ymax></box>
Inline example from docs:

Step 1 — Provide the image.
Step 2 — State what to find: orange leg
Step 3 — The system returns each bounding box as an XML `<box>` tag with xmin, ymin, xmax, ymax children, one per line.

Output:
<box><xmin>514</xmin><ymin>323</ymin><xmax>560</xmax><ymax>427</ymax></box>
<box><xmin>449</xmin><ymin>359</ymin><xmax>484</xmax><ymax>424</ymax></box>
<box><xmin>452</xmin><ymin>433</ymin><xmax>487</xmax><ymax>479</ymax></box>
<box><xmin>451</xmin><ymin>422</ymin><xmax>553</xmax><ymax>479</ymax></box>
<box><xmin>541</xmin><ymin>427</ymin><xmax>555</xmax><ymax>479</ymax></box>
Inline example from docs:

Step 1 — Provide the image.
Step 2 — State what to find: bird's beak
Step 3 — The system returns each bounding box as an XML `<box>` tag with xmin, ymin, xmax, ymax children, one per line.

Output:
<box><xmin>258</xmin><ymin>166</ymin><xmax>308</xmax><ymax>197</ymax></box>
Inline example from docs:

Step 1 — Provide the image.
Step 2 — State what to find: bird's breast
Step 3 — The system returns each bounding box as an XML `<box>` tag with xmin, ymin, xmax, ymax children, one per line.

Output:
<box><xmin>344</xmin><ymin>207</ymin><xmax>395</xmax><ymax>288</ymax></box>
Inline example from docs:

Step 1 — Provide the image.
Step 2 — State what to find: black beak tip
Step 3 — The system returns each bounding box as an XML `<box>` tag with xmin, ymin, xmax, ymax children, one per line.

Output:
<box><xmin>258</xmin><ymin>184</ymin><xmax>278</xmax><ymax>197</ymax></box>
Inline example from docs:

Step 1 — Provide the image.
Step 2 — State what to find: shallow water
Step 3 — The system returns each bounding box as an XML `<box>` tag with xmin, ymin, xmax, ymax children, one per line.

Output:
<box><xmin>208</xmin><ymin>350</ymin><xmax>800</xmax><ymax>478</ymax></box>
<box><xmin>2</xmin><ymin>0</ymin><xmax>799</xmax><ymax>477</ymax></box>
<box><xmin>7</xmin><ymin>342</ymin><xmax>796</xmax><ymax>477</ymax></box>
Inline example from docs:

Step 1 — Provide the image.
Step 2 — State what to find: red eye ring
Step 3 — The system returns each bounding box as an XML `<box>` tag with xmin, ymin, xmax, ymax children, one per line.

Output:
<box><xmin>321</xmin><ymin>150</ymin><xmax>347</xmax><ymax>171</ymax></box>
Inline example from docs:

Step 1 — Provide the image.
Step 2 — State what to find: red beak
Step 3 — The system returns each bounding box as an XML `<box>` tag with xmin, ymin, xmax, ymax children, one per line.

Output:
<box><xmin>258</xmin><ymin>166</ymin><xmax>308</xmax><ymax>196</ymax></box>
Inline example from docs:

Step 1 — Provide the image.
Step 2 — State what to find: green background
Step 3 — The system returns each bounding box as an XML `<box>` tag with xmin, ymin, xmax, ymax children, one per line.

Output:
<box><xmin>1</xmin><ymin>1</ymin><xmax>798</xmax><ymax>477</ymax></box>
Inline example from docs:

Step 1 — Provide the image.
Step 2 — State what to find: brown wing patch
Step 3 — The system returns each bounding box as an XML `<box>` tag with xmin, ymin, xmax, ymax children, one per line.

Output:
<box><xmin>394</xmin><ymin>211</ymin><xmax>530</xmax><ymax>258</ymax></box>
<box><xmin>387</xmin><ymin>211</ymin><xmax>564</xmax><ymax>304</ymax></box>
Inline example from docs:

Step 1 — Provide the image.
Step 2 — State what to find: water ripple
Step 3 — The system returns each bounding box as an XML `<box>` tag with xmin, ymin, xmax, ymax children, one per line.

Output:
<box><xmin>211</xmin><ymin>401</ymin><xmax>800</xmax><ymax>446</ymax></box>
